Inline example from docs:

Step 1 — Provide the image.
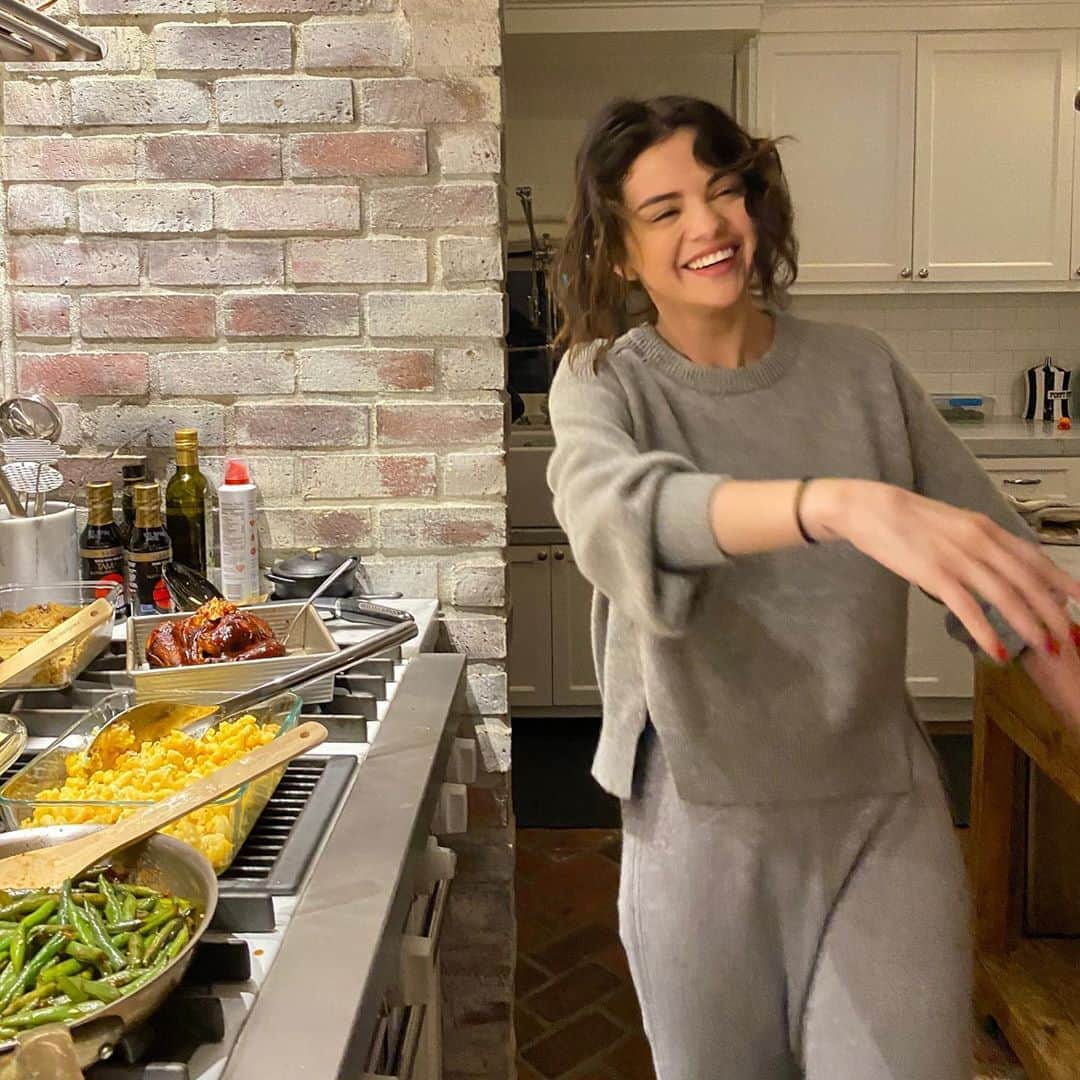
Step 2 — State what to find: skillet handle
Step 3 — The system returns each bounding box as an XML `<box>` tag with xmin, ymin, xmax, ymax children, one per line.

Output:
<box><xmin>1</xmin><ymin>1024</ymin><xmax>83</xmax><ymax>1080</ymax></box>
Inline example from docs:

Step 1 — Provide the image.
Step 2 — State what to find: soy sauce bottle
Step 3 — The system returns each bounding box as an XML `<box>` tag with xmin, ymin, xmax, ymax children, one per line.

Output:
<box><xmin>80</xmin><ymin>481</ymin><xmax>126</xmax><ymax>614</ymax></box>
<box><xmin>119</xmin><ymin>460</ymin><xmax>147</xmax><ymax>546</ymax></box>
<box><xmin>165</xmin><ymin>429</ymin><xmax>208</xmax><ymax>575</ymax></box>
<box><xmin>126</xmin><ymin>482</ymin><xmax>173</xmax><ymax>616</ymax></box>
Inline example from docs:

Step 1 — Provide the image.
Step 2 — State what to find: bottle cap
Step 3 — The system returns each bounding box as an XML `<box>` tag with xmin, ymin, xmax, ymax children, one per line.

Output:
<box><xmin>174</xmin><ymin>429</ymin><xmax>199</xmax><ymax>450</ymax></box>
<box><xmin>122</xmin><ymin>462</ymin><xmax>147</xmax><ymax>482</ymax></box>
<box><xmin>224</xmin><ymin>459</ymin><xmax>251</xmax><ymax>485</ymax></box>
<box><xmin>86</xmin><ymin>481</ymin><xmax>113</xmax><ymax>508</ymax></box>
<box><xmin>133</xmin><ymin>481</ymin><xmax>160</xmax><ymax>510</ymax></box>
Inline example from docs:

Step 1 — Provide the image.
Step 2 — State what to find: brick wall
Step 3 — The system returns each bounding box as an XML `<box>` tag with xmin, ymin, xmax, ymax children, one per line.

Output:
<box><xmin>0</xmin><ymin>2</ymin><xmax>513</xmax><ymax>1075</ymax></box>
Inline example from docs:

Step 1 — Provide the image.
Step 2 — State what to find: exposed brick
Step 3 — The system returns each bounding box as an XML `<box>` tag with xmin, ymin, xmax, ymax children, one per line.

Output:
<box><xmin>11</xmin><ymin>294</ymin><xmax>71</xmax><ymax>340</ymax></box>
<box><xmin>144</xmin><ymin>134</ymin><xmax>282</xmax><ymax>181</ymax></box>
<box><xmin>199</xmin><ymin>455</ymin><xmax>296</xmax><ymax>498</ymax></box>
<box><xmin>366</xmin><ymin>292</ymin><xmax>503</xmax><ymax>338</ymax></box>
<box><xmin>224</xmin><ymin>0</ymin><xmax>369</xmax><ymax>13</ymax></box>
<box><xmin>79</xmin><ymin>0</ymin><xmax>214</xmax><ymax>14</ymax></box>
<box><xmin>3</xmin><ymin>80</ymin><xmax>68</xmax><ymax>127</ymax></box>
<box><xmin>289</xmin><ymin>238</ymin><xmax>426</xmax><ymax>284</ymax></box>
<box><xmin>300</xmin><ymin>17</ymin><xmax>406</xmax><ymax>69</ymax></box>
<box><xmin>299</xmin><ymin>508</ymin><xmax>374</xmax><ymax>548</ymax></box>
<box><xmin>81</xmin><ymin>294</ymin><xmax>216</xmax><ymax>341</ymax></box>
<box><xmin>381</xmin><ymin>506</ymin><xmax>505</xmax><ymax>550</ymax></box>
<box><xmin>217</xmin><ymin>78</ymin><xmax>352</xmax><ymax>126</ymax></box>
<box><xmin>465</xmin><ymin>669</ymin><xmax>508</xmax><ymax>714</ymax></box>
<box><xmin>439</xmin><ymin>236</ymin><xmax>503</xmax><ymax>283</ymax></box>
<box><xmin>59</xmin><ymin>454</ymin><xmax>149</xmax><ymax>493</ymax></box>
<box><xmin>297</xmin><ymin>349</ymin><xmax>434</xmax><ymax>392</ymax></box>
<box><xmin>6</xmin><ymin>28</ymin><xmax>142</xmax><ymax>74</ymax></box>
<box><xmin>368</xmin><ymin>183</ymin><xmax>497</xmax><ymax>230</ymax></box>
<box><xmin>6</xmin><ymin>186</ymin><xmax>75</xmax><ymax>233</ymax></box>
<box><xmin>154</xmin><ymin>24</ymin><xmax>292</xmax><ymax>72</ymax></box>
<box><xmin>17</xmin><ymin>352</ymin><xmax>148</xmax><ymax>397</ymax></box>
<box><xmin>71</xmin><ymin>79</ymin><xmax>210</xmax><ymax>127</ymax></box>
<box><xmin>148</xmin><ymin>240</ymin><xmax>284</xmax><ymax>286</ymax></box>
<box><xmin>360</xmin><ymin>555</ymin><xmax>440</xmax><ymax>598</ymax></box>
<box><xmin>439</xmin><ymin>613</ymin><xmax>506</xmax><ymax>659</ymax></box>
<box><xmin>8</xmin><ymin>238</ymin><xmax>139</xmax><ymax>286</ymax></box>
<box><xmin>90</xmin><ymin>404</ymin><xmax>226</xmax><ymax>448</ymax></box>
<box><xmin>235</xmin><ymin>403</ymin><xmax>369</xmax><ymax>447</ymax></box>
<box><xmin>0</xmin><ymin>137</ymin><xmax>136</xmax><ymax>181</ymax></box>
<box><xmin>377</xmin><ymin>403</ymin><xmax>502</xmax><ymax>446</ymax></box>
<box><xmin>449</xmin><ymin>560</ymin><xmax>505</xmax><ymax>607</ymax></box>
<box><xmin>302</xmin><ymin>454</ymin><xmax>436</xmax><ymax>498</ymax></box>
<box><xmin>79</xmin><ymin>187</ymin><xmax>213</xmax><ymax>235</ymax></box>
<box><xmin>443</xmin><ymin>452</ymin><xmax>505</xmax><ymax>497</ymax></box>
<box><xmin>224</xmin><ymin>293</ymin><xmax>360</xmax><ymax>338</ymax></box>
<box><xmin>216</xmin><ymin>186</ymin><xmax>359</xmax><ymax>232</ymax></box>
<box><xmin>287</xmin><ymin>131</ymin><xmax>426</xmax><ymax>178</ymax></box>
<box><xmin>359</xmin><ymin>77</ymin><xmax>499</xmax><ymax>125</ymax></box>
<box><xmin>437</xmin><ymin>344</ymin><xmax>504</xmax><ymax>390</ymax></box>
<box><xmin>401</xmin><ymin>0</ymin><xmax>500</xmax><ymax>73</ymax></box>
<box><xmin>435</xmin><ymin>125</ymin><xmax>501</xmax><ymax>175</ymax></box>
<box><xmin>153</xmin><ymin>351</ymin><xmax>293</xmax><ymax>396</ymax></box>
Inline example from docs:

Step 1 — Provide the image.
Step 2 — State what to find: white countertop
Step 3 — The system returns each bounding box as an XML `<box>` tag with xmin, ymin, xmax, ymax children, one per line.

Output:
<box><xmin>947</xmin><ymin>419</ymin><xmax>1080</xmax><ymax>458</ymax></box>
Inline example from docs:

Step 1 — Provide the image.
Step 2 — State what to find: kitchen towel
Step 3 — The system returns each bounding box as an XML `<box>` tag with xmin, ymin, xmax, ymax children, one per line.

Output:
<box><xmin>1008</xmin><ymin>495</ymin><xmax>1080</xmax><ymax>545</ymax></box>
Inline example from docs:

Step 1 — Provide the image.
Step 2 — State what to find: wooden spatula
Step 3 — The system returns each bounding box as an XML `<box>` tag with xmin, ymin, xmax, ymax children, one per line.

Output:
<box><xmin>0</xmin><ymin>720</ymin><xmax>327</xmax><ymax>891</ymax></box>
<box><xmin>0</xmin><ymin>598</ymin><xmax>113</xmax><ymax>689</ymax></box>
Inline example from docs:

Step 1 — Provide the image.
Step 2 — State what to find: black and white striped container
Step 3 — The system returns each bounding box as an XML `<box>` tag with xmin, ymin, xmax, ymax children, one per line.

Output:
<box><xmin>1023</xmin><ymin>356</ymin><xmax>1072</xmax><ymax>422</ymax></box>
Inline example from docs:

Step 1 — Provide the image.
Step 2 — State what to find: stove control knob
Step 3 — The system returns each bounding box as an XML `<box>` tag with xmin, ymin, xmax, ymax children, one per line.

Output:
<box><xmin>432</xmin><ymin>782</ymin><xmax>468</xmax><ymax>835</ymax></box>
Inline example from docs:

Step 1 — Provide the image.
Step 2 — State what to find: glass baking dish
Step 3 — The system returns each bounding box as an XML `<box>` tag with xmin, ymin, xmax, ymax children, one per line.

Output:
<box><xmin>0</xmin><ymin>581</ymin><xmax>121</xmax><ymax>691</ymax></box>
<box><xmin>0</xmin><ymin>688</ymin><xmax>302</xmax><ymax>873</ymax></box>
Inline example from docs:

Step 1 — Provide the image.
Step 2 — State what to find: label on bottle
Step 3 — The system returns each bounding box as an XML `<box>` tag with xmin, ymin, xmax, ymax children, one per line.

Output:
<box><xmin>126</xmin><ymin>548</ymin><xmax>173</xmax><ymax>616</ymax></box>
<box><xmin>218</xmin><ymin>492</ymin><xmax>261</xmax><ymax>603</ymax></box>
<box><xmin>80</xmin><ymin>545</ymin><xmax>126</xmax><ymax>611</ymax></box>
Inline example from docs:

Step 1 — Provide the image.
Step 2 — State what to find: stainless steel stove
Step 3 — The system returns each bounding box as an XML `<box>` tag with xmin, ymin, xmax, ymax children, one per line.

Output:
<box><xmin>0</xmin><ymin>604</ymin><xmax>469</xmax><ymax>1080</ymax></box>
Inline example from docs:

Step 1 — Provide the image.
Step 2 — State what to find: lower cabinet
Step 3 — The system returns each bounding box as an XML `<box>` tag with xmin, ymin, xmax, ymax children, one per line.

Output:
<box><xmin>906</xmin><ymin>585</ymin><xmax>974</xmax><ymax>698</ymax></box>
<box><xmin>508</xmin><ymin>544</ymin><xmax>601</xmax><ymax>711</ymax></box>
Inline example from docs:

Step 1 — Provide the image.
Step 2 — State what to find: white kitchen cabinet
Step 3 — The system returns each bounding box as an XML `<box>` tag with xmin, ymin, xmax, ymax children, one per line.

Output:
<box><xmin>550</xmin><ymin>545</ymin><xmax>602</xmax><ymax>707</ymax></box>
<box><xmin>508</xmin><ymin>545</ymin><xmax>553</xmax><ymax>708</ymax></box>
<box><xmin>978</xmin><ymin>457</ymin><xmax>1080</xmax><ymax>502</ymax></box>
<box><xmin>1073</xmin><ymin>95</ymin><xmax>1080</xmax><ymax>284</ymax></box>
<box><xmin>906</xmin><ymin>586</ymin><xmax>974</xmax><ymax>697</ymax></box>
<box><xmin>754</xmin><ymin>28</ymin><xmax>1080</xmax><ymax>285</ymax></box>
<box><xmin>755</xmin><ymin>33</ymin><xmax>916</xmax><ymax>282</ymax></box>
<box><xmin>913</xmin><ymin>31</ymin><xmax>1077</xmax><ymax>282</ymax></box>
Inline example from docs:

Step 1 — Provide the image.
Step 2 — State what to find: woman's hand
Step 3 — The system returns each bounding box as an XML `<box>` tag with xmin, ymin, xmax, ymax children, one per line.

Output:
<box><xmin>800</xmin><ymin>479</ymin><xmax>1080</xmax><ymax>661</ymax></box>
<box><xmin>1021</xmin><ymin>626</ymin><xmax>1080</xmax><ymax>727</ymax></box>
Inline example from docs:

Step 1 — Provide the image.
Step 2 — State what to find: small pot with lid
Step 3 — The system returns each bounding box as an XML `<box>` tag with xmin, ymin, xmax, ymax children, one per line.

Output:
<box><xmin>265</xmin><ymin>548</ymin><xmax>358</xmax><ymax>599</ymax></box>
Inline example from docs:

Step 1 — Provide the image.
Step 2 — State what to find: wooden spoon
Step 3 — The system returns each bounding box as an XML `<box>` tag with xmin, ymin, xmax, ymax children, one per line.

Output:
<box><xmin>0</xmin><ymin>720</ymin><xmax>327</xmax><ymax>891</ymax></box>
<box><xmin>0</xmin><ymin>598</ymin><xmax>113</xmax><ymax>689</ymax></box>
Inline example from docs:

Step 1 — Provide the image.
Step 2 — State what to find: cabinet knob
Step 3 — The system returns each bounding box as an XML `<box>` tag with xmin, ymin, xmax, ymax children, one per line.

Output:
<box><xmin>1003</xmin><ymin>477</ymin><xmax>1041</xmax><ymax>486</ymax></box>
<box><xmin>553</xmin><ymin>550</ymin><xmax>565</xmax><ymax>561</ymax></box>
<box><xmin>917</xmin><ymin>268</ymin><xmax>929</xmax><ymax>279</ymax></box>
<box><xmin>537</xmin><ymin>551</ymin><xmax>547</xmax><ymax>561</ymax></box>
<box><xmin>899</xmin><ymin>267</ymin><xmax>912</xmax><ymax>279</ymax></box>
<box><xmin>1075</xmin><ymin>266</ymin><xmax>1080</xmax><ymax>277</ymax></box>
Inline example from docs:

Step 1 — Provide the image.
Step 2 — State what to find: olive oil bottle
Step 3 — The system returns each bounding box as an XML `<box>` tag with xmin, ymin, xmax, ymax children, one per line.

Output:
<box><xmin>126</xmin><ymin>482</ymin><xmax>173</xmax><ymax>616</ymax></box>
<box><xmin>165</xmin><ymin>428</ymin><xmax>208</xmax><ymax>575</ymax></box>
<box><xmin>80</xmin><ymin>481</ymin><xmax>126</xmax><ymax>614</ymax></box>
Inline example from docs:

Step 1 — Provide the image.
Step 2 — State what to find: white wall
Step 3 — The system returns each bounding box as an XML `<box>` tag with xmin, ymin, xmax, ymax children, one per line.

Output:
<box><xmin>504</xmin><ymin>31</ymin><xmax>736</xmax><ymax>238</ymax></box>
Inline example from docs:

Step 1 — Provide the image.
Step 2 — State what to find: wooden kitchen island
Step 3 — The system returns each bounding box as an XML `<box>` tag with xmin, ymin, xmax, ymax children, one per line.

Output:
<box><xmin>971</xmin><ymin>656</ymin><xmax>1080</xmax><ymax>1080</ymax></box>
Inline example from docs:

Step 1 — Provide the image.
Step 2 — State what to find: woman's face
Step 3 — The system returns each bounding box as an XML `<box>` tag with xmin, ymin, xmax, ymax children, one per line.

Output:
<box><xmin>619</xmin><ymin>127</ymin><xmax>758</xmax><ymax>323</ymax></box>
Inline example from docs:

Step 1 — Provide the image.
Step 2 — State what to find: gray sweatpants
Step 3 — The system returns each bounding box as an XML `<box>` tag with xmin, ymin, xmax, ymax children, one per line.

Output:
<box><xmin>618</xmin><ymin>726</ymin><xmax>971</xmax><ymax>1080</ymax></box>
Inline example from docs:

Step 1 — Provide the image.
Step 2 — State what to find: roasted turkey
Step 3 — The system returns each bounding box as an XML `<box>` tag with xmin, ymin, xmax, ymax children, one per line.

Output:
<box><xmin>146</xmin><ymin>599</ymin><xmax>287</xmax><ymax>668</ymax></box>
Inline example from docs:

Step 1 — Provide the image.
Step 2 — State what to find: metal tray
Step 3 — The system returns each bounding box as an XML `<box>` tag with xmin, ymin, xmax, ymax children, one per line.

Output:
<box><xmin>125</xmin><ymin>602</ymin><xmax>339</xmax><ymax>704</ymax></box>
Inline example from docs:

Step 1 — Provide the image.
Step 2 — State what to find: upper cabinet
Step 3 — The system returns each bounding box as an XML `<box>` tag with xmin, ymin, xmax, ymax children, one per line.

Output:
<box><xmin>753</xmin><ymin>29</ymin><xmax>1080</xmax><ymax>286</ymax></box>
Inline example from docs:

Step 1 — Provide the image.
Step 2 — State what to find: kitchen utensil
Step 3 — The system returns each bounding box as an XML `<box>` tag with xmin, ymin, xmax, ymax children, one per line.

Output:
<box><xmin>163</xmin><ymin>560</ymin><xmax>224</xmax><ymax>610</ymax></box>
<box><xmin>0</xmin><ymin>716</ymin><xmax>27</xmax><ymax>776</ymax></box>
<box><xmin>1</xmin><ymin>461</ymin><xmax>63</xmax><ymax>517</ymax></box>
<box><xmin>313</xmin><ymin>596</ymin><xmax>415</xmax><ymax>627</ymax></box>
<box><xmin>279</xmin><ymin>556</ymin><xmax>356</xmax><ymax>645</ymax></box>
<box><xmin>0</xmin><ymin>825</ymin><xmax>215</xmax><ymax>1072</ymax></box>
<box><xmin>1023</xmin><ymin>356</ymin><xmax>1072</xmax><ymax>422</ymax></box>
<box><xmin>0</xmin><ymin>437</ymin><xmax>63</xmax><ymax>464</ymax></box>
<box><xmin>264</xmin><ymin>547</ymin><xmax>359</xmax><ymax>600</ymax></box>
<box><xmin>0</xmin><ymin>504</ymin><xmax>79</xmax><ymax>587</ymax></box>
<box><xmin>0</xmin><ymin>394</ymin><xmax>62</xmax><ymax>443</ymax></box>
<box><xmin>95</xmin><ymin>619</ymin><xmax>416</xmax><ymax>760</ymax></box>
<box><xmin>0</xmin><ymin>719</ymin><xmax>327</xmax><ymax>891</ymax></box>
<box><xmin>0</xmin><ymin>468</ymin><xmax>24</xmax><ymax>518</ymax></box>
<box><xmin>0</xmin><ymin>597</ymin><xmax>113</xmax><ymax>689</ymax></box>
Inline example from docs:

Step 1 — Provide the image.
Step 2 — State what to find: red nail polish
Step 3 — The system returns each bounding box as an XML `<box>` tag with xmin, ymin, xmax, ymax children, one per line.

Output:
<box><xmin>995</xmin><ymin>644</ymin><xmax>1010</xmax><ymax>664</ymax></box>
<box><xmin>1046</xmin><ymin>637</ymin><xmax>1062</xmax><ymax>657</ymax></box>
<box><xmin>1071</xmin><ymin>623</ymin><xmax>1080</xmax><ymax>649</ymax></box>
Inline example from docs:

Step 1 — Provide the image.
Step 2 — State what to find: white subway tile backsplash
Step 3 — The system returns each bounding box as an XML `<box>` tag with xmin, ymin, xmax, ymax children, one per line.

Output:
<box><xmin>914</xmin><ymin>372</ymin><xmax>952</xmax><ymax>393</ymax></box>
<box><xmin>951</xmin><ymin>329</ymin><xmax>996</xmax><ymax>352</ymax></box>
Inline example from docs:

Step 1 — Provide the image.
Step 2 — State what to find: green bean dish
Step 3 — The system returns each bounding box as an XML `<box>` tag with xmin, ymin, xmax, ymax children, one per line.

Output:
<box><xmin>0</xmin><ymin>868</ymin><xmax>199</xmax><ymax>1040</ymax></box>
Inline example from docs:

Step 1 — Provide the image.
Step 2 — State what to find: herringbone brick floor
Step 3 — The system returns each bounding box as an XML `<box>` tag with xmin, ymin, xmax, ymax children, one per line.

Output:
<box><xmin>514</xmin><ymin>828</ymin><xmax>1026</xmax><ymax>1080</ymax></box>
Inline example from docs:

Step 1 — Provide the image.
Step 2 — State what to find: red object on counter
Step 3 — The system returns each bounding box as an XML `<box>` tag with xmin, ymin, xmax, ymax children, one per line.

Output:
<box><xmin>1057</xmin><ymin>417</ymin><xmax>1072</xmax><ymax>431</ymax></box>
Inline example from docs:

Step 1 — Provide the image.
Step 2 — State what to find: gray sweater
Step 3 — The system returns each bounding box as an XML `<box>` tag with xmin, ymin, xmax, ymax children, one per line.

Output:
<box><xmin>546</xmin><ymin>312</ymin><xmax>1029</xmax><ymax>804</ymax></box>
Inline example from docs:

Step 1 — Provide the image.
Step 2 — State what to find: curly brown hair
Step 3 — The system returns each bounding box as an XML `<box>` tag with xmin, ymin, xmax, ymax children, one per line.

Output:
<box><xmin>553</xmin><ymin>96</ymin><xmax>798</xmax><ymax>370</ymax></box>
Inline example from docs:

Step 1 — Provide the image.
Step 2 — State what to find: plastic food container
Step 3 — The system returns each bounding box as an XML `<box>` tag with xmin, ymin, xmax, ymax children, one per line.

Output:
<box><xmin>126</xmin><ymin>601</ymin><xmax>339</xmax><ymax>704</ymax></box>
<box><xmin>931</xmin><ymin>394</ymin><xmax>995</xmax><ymax>423</ymax></box>
<box><xmin>0</xmin><ymin>582</ymin><xmax>121</xmax><ymax>692</ymax></box>
<box><xmin>0</xmin><ymin>687</ymin><xmax>302</xmax><ymax>873</ymax></box>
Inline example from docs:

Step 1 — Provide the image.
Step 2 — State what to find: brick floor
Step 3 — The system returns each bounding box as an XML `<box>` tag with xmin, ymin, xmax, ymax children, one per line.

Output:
<box><xmin>515</xmin><ymin>827</ymin><xmax>1027</xmax><ymax>1079</ymax></box>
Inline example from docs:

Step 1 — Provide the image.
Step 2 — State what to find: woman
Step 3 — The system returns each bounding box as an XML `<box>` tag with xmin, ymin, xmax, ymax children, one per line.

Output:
<box><xmin>545</xmin><ymin>96</ymin><xmax>1080</xmax><ymax>1079</ymax></box>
